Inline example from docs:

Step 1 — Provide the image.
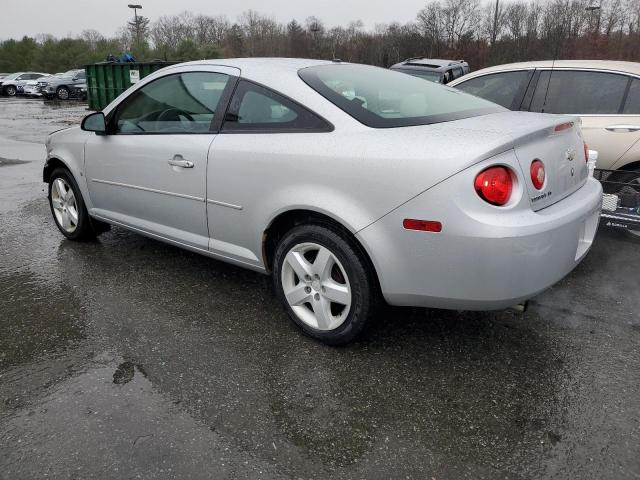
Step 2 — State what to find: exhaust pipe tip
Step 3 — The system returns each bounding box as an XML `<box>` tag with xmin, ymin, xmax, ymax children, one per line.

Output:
<box><xmin>509</xmin><ymin>301</ymin><xmax>529</xmax><ymax>313</ymax></box>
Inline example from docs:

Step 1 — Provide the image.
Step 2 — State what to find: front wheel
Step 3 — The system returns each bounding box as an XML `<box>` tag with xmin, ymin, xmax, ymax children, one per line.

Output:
<box><xmin>48</xmin><ymin>168</ymin><xmax>97</xmax><ymax>241</ymax></box>
<box><xmin>4</xmin><ymin>85</ymin><xmax>16</xmax><ymax>96</ymax></box>
<box><xmin>273</xmin><ymin>224</ymin><xmax>379</xmax><ymax>345</ymax></box>
<box><xmin>56</xmin><ymin>86</ymin><xmax>70</xmax><ymax>100</ymax></box>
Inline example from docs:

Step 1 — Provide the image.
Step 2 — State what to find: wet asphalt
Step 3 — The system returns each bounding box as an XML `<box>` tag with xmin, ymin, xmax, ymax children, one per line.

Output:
<box><xmin>0</xmin><ymin>97</ymin><xmax>638</xmax><ymax>479</ymax></box>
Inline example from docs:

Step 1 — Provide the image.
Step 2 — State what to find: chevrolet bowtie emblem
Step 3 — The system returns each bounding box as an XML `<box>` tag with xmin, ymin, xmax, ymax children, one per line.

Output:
<box><xmin>566</xmin><ymin>149</ymin><xmax>576</xmax><ymax>161</ymax></box>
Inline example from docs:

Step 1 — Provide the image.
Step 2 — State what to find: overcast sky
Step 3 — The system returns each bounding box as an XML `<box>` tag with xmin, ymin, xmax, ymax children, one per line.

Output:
<box><xmin>2</xmin><ymin>0</ymin><xmax>430</xmax><ymax>40</ymax></box>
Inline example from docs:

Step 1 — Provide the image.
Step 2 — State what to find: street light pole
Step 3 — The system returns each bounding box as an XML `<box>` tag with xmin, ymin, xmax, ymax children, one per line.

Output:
<box><xmin>128</xmin><ymin>4</ymin><xmax>143</xmax><ymax>50</ymax></box>
<box><xmin>492</xmin><ymin>0</ymin><xmax>499</xmax><ymax>46</ymax></box>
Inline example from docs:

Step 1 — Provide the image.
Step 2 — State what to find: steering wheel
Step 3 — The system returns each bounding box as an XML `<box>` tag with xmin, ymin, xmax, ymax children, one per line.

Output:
<box><xmin>157</xmin><ymin>108</ymin><xmax>194</xmax><ymax>124</ymax></box>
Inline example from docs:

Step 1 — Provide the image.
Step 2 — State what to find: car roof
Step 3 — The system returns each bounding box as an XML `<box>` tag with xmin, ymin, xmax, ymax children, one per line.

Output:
<box><xmin>456</xmin><ymin>59</ymin><xmax>640</xmax><ymax>76</ymax></box>
<box><xmin>170</xmin><ymin>58</ymin><xmax>336</xmax><ymax>91</ymax></box>
<box><xmin>178</xmin><ymin>57</ymin><xmax>332</xmax><ymax>74</ymax></box>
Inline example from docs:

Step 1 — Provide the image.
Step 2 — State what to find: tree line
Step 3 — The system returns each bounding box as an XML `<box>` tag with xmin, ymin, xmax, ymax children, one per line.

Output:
<box><xmin>1</xmin><ymin>0</ymin><xmax>639</xmax><ymax>74</ymax></box>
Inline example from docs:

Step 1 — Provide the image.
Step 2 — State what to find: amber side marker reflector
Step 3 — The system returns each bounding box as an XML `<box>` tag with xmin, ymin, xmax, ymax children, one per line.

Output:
<box><xmin>583</xmin><ymin>142</ymin><xmax>589</xmax><ymax>162</ymax></box>
<box><xmin>554</xmin><ymin>122</ymin><xmax>574</xmax><ymax>132</ymax></box>
<box><xmin>403</xmin><ymin>219</ymin><xmax>442</xmax><ymax>232</ymax></box>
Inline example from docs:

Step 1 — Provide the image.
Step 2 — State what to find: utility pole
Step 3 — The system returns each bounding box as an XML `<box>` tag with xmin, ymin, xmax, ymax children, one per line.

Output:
<box><xmin>128</xmin><ymin>4</ymin><xmax>143</xmax><ymax>50</ymax></box>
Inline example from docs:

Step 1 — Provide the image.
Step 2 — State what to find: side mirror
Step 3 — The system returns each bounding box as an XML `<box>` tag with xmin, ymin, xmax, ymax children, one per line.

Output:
<box><xmin>81</xmin><ymin>112</ymin><xmax>106</xmax><ymax>134</ymax></box>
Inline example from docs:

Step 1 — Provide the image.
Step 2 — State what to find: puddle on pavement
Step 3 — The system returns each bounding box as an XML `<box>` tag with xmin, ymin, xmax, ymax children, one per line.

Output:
<box><xmin>0</xmin><ymin>265</ymin><xmax>86</xmax><ymax>372</ymax></box>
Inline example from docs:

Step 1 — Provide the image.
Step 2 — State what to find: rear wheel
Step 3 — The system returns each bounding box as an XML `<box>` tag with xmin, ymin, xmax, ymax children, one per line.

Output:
<box><xmin>48</xmin><ymin>168</ymin><xmax>98</xmax><ymax>241</ymax></box>
<box><xmin>56</xmin><ymin>86</ymin><xmax>70</xmax><ymax>100</ymax></box>
<box><xmin>273</xmin><ymin>224</ymin><xmax>379</xmax><ymax>345</ymax></box>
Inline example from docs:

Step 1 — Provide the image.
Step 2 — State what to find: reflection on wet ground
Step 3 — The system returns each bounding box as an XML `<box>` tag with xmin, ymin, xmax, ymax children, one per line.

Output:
<box><xmin>0</xmin><ymin>98</ymin><xmax>638</xmax><ymax>479</ymax></box>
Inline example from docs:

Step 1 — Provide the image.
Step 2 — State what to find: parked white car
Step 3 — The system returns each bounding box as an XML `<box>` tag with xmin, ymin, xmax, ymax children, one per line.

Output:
<box><xmin>449</xmin><ymin>60</ymin><xmax>640</xmax><ymax>172</ymax></box>
<box><xmin>1</xmin><ymin>72</ymin><xmax>48</xmax><ymax>96</ymax></box>
<box><xmin>449</xmin><ymin>60</ymin><xmax>640</xmax><ymax>235</ymax></box>
<box><xmin>43</xmin><ymin>59</ymin><xmax>602</xmax><ymax>344</ymax></box>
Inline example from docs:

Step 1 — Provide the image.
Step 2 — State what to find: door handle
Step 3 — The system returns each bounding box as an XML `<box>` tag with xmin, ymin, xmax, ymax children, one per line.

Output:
<box><xmin>168</xmin><ymin>156</ymin><xmax>194</xmax><ymax>168</ymax></box>
<box><xmin>605</xmin><ymin>124</ymin><xmax>640</xmax><ymax>132</ymax></box>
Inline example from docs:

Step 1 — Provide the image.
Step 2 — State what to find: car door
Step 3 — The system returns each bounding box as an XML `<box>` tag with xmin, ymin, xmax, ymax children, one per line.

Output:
<box><xmin>85</xmin><ymin>68</ymin><xmax>237</xmax><ymax>250</ymax></box>
<box><xmin>453</xmin><ymin>69</ymin><xmax>535</xmax><ymax>110</ymax></box>
<box><xmin>527</xmin><ymin>69</ymin><xmax>640</xmax><ymax>169</ymax></box>
<box><xmin>206</xmin><ymin>79</ymin><xmax>333</xmax><ymax>267</ymax></box>
<box><xmin>612</xmin><ymin>78</ymin><xmax>640</xmax><ymax>169</ymax></box>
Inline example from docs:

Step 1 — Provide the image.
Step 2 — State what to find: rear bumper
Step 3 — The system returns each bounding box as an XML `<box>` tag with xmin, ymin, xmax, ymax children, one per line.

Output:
<box><xmin>357</xmin><ymin>176</ymin><xmax>603</xmax><ymax>310</ymax></box>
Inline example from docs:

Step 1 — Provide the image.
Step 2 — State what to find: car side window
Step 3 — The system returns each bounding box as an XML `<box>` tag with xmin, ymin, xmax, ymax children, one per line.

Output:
<box><xmin>454</xmin><ymin>70</ymin><xmax>531</xmax><ymax>110</ymax></box>
<box><xmin>623</xmin><ymin>78</ymin><xmax>640</xmax><ymax>114</ymax></box>
<box><xmin>222</xmin><ymin>80</ymin><xmax>331</xmax><ymax>132</ymax></box>
<box><xmin>537</xmin><ymin>70</ymin><xmax>628</xmax><ymax>114</ymax></box>
<box><xmin>113</xmin><ymin>72</ymin><xmax>230</xmax><ymax>134</ymax></box>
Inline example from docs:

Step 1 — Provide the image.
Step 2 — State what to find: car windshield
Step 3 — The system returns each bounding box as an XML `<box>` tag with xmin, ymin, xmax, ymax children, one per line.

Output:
<box><xmin>299</xmin><ymin>64</ymin><xmax>503</xmax><ymax>128</ymax></box>
<box><xmin>61</xmin><ymin>70</ymin><xmax>77</xmax><ymax>77</ymax></box>
<box><xmin>3</xmin><ymin>72</ymin><xmax>22</xmax><ymax>80</ymax></box>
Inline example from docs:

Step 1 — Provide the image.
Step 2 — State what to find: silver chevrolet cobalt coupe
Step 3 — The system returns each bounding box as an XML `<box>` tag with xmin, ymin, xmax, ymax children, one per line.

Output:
<box><xmin>44</xmin><ymin>58</ymin><xmax>602</xmax><ymax>344</ymax></box>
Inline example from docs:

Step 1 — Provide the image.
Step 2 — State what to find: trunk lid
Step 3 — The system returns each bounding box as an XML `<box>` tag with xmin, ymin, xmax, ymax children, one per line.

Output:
<box><xmin>512</xmin><ymin>119</ymin><xmax>588</xmax><ymax>211</ymax></box>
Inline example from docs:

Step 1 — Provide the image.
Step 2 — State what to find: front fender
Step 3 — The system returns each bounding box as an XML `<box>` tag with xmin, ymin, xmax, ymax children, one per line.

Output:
<box><xmin>44</xmin><ymin>127</ymin><xmax>93</xmax><ymax>210</ymax></box>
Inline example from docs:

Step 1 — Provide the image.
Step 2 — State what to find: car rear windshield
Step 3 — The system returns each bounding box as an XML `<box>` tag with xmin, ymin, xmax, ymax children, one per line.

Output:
<box><xmin>299</xmin><ymin>64</ymin><xmax>504</xmax><ymax>128</ymax></box>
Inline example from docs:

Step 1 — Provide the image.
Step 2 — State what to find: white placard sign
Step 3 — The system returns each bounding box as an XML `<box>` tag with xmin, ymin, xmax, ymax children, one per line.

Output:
<box><xmin>129</xmin><ymin>69</ymin><xmax>140</xmax><ymax>84</ymax></box>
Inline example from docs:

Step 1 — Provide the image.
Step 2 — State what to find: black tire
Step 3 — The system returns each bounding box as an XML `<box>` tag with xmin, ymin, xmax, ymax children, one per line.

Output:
<box><xmin>4</xmin><ymin>85</ymin><xmax>16</xmax><ymax>96</ymax></box>
<box><xmin>56</xmin><ymin>86</ymin><xmax>70</xmax><ymax>100</ymax></box>
<box><xmin>272</xmin><ymin>224</ymin><xmax>379</xmax><ymax>345</ymax></box>
<box><xmin>48</xmin><ymin>167</ymin><xmax>98</xmax><ymax>241</ymax></box>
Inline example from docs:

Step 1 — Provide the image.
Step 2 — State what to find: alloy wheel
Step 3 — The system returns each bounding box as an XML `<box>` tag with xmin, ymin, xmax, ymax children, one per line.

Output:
<box><xmin>51</xmin><ymin>178</ymin><xmax>78</xmax><ymax>233</ymax></box>
<box><xmin>57</xmin><ymin>87</ymin><xmax>69</xmax><ymax>100</ymax></box>
<box><xmin>281</xmin><ymin>242</ymin><xmax>352</xmax><ymax>331</ymax></box>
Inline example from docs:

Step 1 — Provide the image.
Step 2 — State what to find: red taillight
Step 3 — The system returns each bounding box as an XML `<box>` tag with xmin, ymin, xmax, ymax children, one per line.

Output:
<box><xmin>530</xmin><ymin>159</ymin><xmax>545</xmax><ymax>190</ymax></box>
<box><xmin>403</xmin><ymin>219</ymin><xmax>442</xmax><ymax>232</ymax></box>
<box><xmin>554</xmin><ymin>122</ymin><xmax>574</xmax><ymax>132</ymax></box>
<box><xmin>584</xmin><ymin>142</ymin><xmax>588</xmax><ymax>162</ymax></box>
<box><xmin>474</xmin><ymin>166</ymin><xmax>513</xmax><ymax>206</ymax></box>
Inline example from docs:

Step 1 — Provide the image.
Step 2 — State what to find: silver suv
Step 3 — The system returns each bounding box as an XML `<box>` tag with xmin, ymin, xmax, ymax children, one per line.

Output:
<box><xmin>390</xmin><ymin>58</ymin><xmax>470</xmax><ymax>84</ymax></box>
<box><xmin>38</xmin><ymin>69</ymin><xmax>86</xmax><ymax>100</ymax></box>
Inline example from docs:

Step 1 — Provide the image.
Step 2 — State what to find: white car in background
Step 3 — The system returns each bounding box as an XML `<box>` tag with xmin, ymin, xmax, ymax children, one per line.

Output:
<box><xmin>449</xmin><ymin>60</ymin><xmax>640</xmax><ymax>172</ymax></box>
<box><xmin>1</xmin><ymin>72</ymin><xmax>48</xmax><ymax>96</ymax></box>
<box><xmin>450</xmin><ymin>60</ymin><xmax>640</xmax><ymax>234</ymax></box>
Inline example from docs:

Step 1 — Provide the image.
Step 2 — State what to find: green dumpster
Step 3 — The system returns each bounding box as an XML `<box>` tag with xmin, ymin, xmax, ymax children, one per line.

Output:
<box><xmin>85</xmin><ymin>62</ymin><xmax>176</xmax><ymax>111</ymax></box>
